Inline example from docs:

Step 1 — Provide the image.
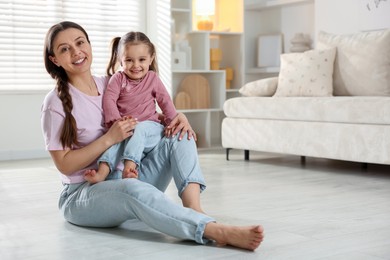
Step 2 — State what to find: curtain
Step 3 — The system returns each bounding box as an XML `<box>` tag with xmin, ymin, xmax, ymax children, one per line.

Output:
<box><xmin>0</xmin><ymin>0</ymin><xmax>145</xmax><ymax>91</ymax></box>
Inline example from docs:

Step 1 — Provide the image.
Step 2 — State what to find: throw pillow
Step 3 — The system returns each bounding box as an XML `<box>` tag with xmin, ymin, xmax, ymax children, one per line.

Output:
<box><xmin>317</xmin><ymin>30</ymin><xmax>390</xmax><ymax>96</ymax></box>
<box><xmin>274</xmin><ymin>48</ymin><xmax>336</xmax><ymax>97</ymax></box>
<box><xmin>239</xmin><ymin>77</ymin><xmax>278</xmax><ymax>97</ymax></box>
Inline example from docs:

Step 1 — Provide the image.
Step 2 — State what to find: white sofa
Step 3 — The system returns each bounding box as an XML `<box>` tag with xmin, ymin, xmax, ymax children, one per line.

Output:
<box><xmin>222</xmin><ymin>29</ymin><xmax>390</xmax><ymax>165</ymax></box>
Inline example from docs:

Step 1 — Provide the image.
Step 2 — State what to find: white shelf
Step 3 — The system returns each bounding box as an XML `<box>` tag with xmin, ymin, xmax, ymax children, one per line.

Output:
<box><xmin>246</xmin><ymin>67</ymin><xmax>280</xmax><ymax>74</ymax></box>
<box><xmin>245</xmin><ymin>0</ymin><xmax>313</xmax><ymax>10</ymax></box>
<box><xmin>171</xmin><ymin>8</ymin><xmax>191</xmax><ymax>13</ymax></box>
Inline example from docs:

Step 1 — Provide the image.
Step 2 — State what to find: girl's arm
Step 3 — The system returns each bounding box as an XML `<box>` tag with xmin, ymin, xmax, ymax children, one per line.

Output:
<box><xmin>50</xmin><ymin>117</ymin><xmax>137</xmax><ymax>175</ymax></box>
<box><xmin>103</xmin><ymin>74</ymin><xmax>123</xmax><ymax>127</ymax></box>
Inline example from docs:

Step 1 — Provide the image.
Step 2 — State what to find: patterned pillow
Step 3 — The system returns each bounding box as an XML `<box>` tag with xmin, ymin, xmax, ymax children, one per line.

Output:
<box><xmin>274</xmin><ymin>48</ymin><xmax>336</xmax><ymax>97</ymax></box>
<box><xmin>239</xmin><ymin>77</ymin><xmax>278</xmax><ymax>97</ymax></box>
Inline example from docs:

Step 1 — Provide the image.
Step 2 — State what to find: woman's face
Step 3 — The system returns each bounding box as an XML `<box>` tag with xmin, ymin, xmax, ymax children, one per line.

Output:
<box><xmin>49</xmin><ymin>28</ymin><xmax>92</xmax><ymax>77</ymax></box>
<box><xmin>120</xmin><ymin>43</ymin><xmax>154</xmax><ymax>81</ymax></box>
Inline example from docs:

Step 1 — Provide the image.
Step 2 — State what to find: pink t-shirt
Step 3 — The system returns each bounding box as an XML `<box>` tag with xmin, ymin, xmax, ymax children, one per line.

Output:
<box><xmin>103</xmin><ymin>71</ymin><xmax>177</xmax><ymax>127</ymax></box>
<box><xmin>41</xmin><ymin>75</ymin><xmax>109</xmax><ymax>184</ymax></box>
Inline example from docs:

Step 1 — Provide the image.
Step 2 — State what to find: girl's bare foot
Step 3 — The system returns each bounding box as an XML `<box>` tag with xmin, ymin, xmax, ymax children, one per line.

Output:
<box><xmin>123</xmin><ymin>160</ymin><xmax>138</xmax><ymax>179</ymax></box>
<box><xmin>84</xmin><ymin>163</ymin><xmax>110</xmax><ymax>184</ymax></box>
<box><xmin>84</xmin><ymin>169</ymin><xmax>104</xmax><ymax>184</ymax></box>
<box><xmin>122</xmin><ymin>168</ymin><xmax>138</xmax><ymax>179</ymax></box>
<box><xmin>204</xmin><ymin>223</ymin><xmax>264</xmax><ymax>251</ymax></box>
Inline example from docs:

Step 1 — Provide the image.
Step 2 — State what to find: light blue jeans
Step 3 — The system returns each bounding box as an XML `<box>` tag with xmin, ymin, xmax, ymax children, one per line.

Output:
<box><xmin>98</xmin><ymin>120</ymin><xmax>164</xmax><ymax>172</ymax></box>
<box><xmin>58</xmin><ymin>133</ymin><xmax>215</xmax><ymax>244</ymax></box>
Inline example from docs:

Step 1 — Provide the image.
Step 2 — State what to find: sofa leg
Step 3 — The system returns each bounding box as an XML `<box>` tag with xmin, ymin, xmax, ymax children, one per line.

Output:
<box><xmin>362</xmin><ymin>163</ymin><xmax>368</xmax><ymax>170</ymax></box>
<box><xmin>244</xmin><ymin>150</ymin><xmax>250</xmax><ymax>161</ymax></box>
<box><xmin>226</xmin><ymin>148</ymin><xmax>231</xmax><ymax>161</ymax></box>
<box><xmin>301</xmin><ymin>156</ymin><xmax>306</xmax><ymax>165</ymax></box>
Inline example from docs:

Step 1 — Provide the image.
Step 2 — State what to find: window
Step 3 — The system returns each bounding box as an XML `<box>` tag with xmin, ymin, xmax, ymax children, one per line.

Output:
<box><xmin>0</xmin><ymin>0</ymin><xmax>146</xmax><ymax>91</ymax></box>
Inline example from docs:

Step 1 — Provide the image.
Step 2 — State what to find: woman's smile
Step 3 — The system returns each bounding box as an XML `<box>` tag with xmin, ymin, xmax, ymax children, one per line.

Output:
<box><xmin>73</xmin><ymin>57</ymin><xmax>86</xmax><ymax>65</ymax></box>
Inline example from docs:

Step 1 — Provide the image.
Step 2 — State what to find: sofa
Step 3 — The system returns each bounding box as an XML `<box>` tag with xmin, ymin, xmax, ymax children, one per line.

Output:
<box><xmin>222</xmin><ymin>29</ymin><xmax>390</xmax><ymax>165</ymax></box>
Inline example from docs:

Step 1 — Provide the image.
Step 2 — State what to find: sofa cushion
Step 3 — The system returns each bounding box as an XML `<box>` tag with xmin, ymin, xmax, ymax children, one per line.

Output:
<box><xmin>223</xmin><ymin>96</ymin><xmax>390</xmax><ymax>125</ymax></box>
<box><xmin>239</xmin><ymin>77</ymin><xmax>278</xmax><ymax>97</ymax></box>
<box><xmin>273</xmin><ymin>48</ymin><xmax>336</xmax><ymax>97</ymax></box>
<box><xmin>317</xmin><ymin>29</ymin><xmax>390</xmax><ymax>96</ymax></box>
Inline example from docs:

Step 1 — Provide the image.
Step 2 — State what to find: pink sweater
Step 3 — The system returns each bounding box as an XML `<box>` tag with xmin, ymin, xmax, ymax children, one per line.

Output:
<box><xmin>103</xmin><ymin>71</ymin><xmax>177</xmax><ymax>127</ymax></box>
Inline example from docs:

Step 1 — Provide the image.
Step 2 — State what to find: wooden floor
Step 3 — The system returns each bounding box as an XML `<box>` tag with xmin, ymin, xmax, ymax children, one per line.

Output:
<box><xmin>1</xmin><ymin>149</ymin><xmax>390</xmax><ymax>260</ymax></box>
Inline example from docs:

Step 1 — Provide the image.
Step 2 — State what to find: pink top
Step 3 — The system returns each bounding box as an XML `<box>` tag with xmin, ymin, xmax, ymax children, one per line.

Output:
<box><xmin>103</xmin><ymin>71</ymin><xmax>177</xmax><ymax>127</ymax></box>
<box><xmin>41</xmin><ymin>75</ymin><xmax>109</xmax><ymax>184</ymax></box>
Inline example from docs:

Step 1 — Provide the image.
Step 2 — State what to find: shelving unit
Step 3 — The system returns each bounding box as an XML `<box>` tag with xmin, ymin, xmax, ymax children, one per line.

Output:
<box><xmin>170</xmin><ymin>0</ymin><xmax>314</xmax><ymax>148</ymax></box>
<box><xmin>171</xmin><ymin>0</ymin><xmax>243</xmax><ymax>149</ymax></box>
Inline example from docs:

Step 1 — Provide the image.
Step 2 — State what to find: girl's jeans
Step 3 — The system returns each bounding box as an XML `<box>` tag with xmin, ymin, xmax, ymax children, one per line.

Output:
<box><xmin>98</xmin><ymin>120</ymin><xmax>164</xmax><ymax>172</ymax></box>
<box><xmin>58</xmin><ymin>133</ymin><xmax>214</xmax><ymax>244</ymax></box>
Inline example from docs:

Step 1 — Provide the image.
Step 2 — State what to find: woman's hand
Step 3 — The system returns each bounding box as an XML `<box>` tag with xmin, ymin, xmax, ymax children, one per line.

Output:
<box><xmin>49</xmin><ymin>116</ymin><xmax>138</xmax><ymax>176</ymax></box>
<box><xmin>105</xmin><ymin>116</ymin><xmax>138</xmax><ymax>145</ymax></box>
<box><xmin>165</xmin><ymin>113</ymin><xmax>197</xmax><ymax>141</ymax></box>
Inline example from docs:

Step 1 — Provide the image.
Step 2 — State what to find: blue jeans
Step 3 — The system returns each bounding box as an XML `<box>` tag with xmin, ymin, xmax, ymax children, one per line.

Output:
<box><xmin>98</xmin><ymin>121</ymin><xmax>164</xmax><ymax>172</ymax></box>
<box><xmin>58</xmin><ymin>133</ymin><xmax>215</xmax><ymax>244</ymax></box>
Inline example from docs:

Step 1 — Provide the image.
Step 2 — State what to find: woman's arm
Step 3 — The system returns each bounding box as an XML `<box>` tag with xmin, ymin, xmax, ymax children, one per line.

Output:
<box><xmin>165</xmin><ymin>112</ymin><xmax>197</xmax><ymax>141</ymax></box>
<box><xmin>50</xmin><ymin>117</ymin><xmax>137</xmax><ymax>175</ymax></box>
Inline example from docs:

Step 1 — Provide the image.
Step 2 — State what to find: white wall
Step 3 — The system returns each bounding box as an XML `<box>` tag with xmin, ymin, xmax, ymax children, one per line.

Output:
<box><xmin>315</xmin><ymin>0</ymin><xmax>360</xmax><ymax>36</ymax></box>
<box><xmin>282</xmin><ymin>2</ymin><xmax>315</xmax><ymax>51</ymax></box>
<box><xmin>0</xmin><ymin>91</ymin><xmax>50</xmax><ymax>160</ymax></box>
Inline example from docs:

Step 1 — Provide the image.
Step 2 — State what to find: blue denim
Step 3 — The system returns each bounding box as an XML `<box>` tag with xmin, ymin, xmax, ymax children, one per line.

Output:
<box><xmin>98</xmin><ymin>121</ymin><xmax>164</xmax><ymax>172</ymax></box>
<box><xmin>58</xmin><ymin>133</ymin><xmax>214</xmax><ymax>244</ymax></box>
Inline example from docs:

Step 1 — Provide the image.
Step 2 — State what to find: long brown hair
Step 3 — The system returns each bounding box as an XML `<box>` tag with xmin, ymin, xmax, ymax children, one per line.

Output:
<box><xmin>106</xmin><ymin>31</ymin><xmax>158</xmax><ymax>76</ymax></box>
<box><xmin>44</xmin><ymin>21</ymin><xmax>90</xmax><ymax>149</ymax></box>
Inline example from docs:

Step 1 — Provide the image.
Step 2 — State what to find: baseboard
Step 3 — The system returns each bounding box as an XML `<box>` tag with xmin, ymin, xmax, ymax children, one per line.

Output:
<box><xmin>0</xmin><ymin>149</ymin><xmax>50</xmax><ymax>161</ymax></box>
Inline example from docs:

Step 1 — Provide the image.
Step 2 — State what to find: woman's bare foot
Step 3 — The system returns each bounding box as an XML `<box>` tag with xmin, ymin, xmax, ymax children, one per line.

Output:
<box><xmin>84</xmin><ymin>162</ymin><xmax>110</xmax><ymax>184</ymax></box>
<box><xmin>204</xmin><ymin>223</ymin><xmax>264</xmax><ymax>251</ymax></box>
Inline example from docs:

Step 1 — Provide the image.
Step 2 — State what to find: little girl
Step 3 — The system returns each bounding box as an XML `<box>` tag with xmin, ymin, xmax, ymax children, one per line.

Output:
<box><xmin>84</xmin><ymin>32</ymin><xmax>178</xmax><ymax>184</ymax></box>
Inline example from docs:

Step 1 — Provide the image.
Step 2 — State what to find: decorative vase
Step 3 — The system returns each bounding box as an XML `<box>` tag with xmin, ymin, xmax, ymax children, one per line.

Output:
<box><xmin>290</xmin><ymin>33</ymin><xmax>311</xmax><ymax>52</ymax></box>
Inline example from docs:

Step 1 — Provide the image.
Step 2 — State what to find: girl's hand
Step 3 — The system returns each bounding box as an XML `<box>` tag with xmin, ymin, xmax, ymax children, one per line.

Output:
<box><xmin>165</xmin><ymin>113</ymin><xmax>197</xmax><ymax>141</ymax></box>
<box><xmin>106</xmin><ymin>116</ymin><xmax>138</xmax><ymax>145</ymax></box>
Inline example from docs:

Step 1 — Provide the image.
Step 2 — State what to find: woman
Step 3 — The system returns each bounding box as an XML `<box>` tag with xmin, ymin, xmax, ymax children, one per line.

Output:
<box><xmin>41</xmin><ymin>21</ymin><xmax>264</xmax><ymax>251</ymax></box>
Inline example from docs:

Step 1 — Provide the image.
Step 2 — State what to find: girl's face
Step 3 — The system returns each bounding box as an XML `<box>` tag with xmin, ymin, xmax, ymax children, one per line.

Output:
<box><xmin>49</xmin><ymin>28</ymin><xmax>92</xmax><ymax>77</ymax></box>
<box><xmin>120</xmin><ymin>43</ymin><xmax>154</xmax><ymax>81</ymax></box>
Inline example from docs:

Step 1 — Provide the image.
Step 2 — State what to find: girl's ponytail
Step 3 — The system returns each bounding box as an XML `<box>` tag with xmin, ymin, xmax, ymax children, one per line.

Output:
<box><xmin>106</xmin><ymin>37</ymin><xmax>121</xmax><ymax>76</ymax></box>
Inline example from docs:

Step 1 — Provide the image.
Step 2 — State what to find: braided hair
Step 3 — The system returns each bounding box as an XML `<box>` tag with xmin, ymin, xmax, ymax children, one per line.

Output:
<box><xmin>44</xmin><ymin>21</ymin><xmax>90</xmax><ymax>148</ymax></box>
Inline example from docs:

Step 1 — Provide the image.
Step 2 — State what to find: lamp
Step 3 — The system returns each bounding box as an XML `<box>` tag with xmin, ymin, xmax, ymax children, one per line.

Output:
<box><xmin>195</xmin><ymin>0</ymin><xmax>215</xmax><ymax>31</ymax></box>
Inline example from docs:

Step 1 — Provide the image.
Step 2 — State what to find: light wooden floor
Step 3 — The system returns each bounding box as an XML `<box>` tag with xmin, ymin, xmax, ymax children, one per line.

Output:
<box><xmin>1</xmin><ymin>149</ymin><xmax>390</xmax><ymax>260</ymax></box>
